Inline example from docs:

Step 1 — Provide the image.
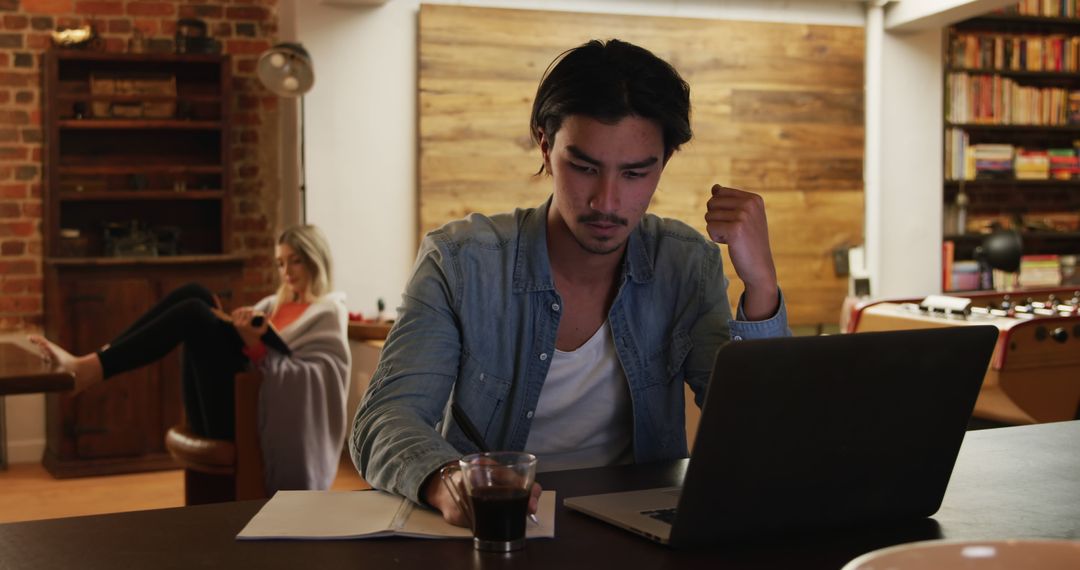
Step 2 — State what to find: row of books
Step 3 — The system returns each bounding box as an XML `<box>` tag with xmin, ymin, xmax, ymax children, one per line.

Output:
<box><xmin>946</xmin><ymin>72</ymin><xmax>1080</xmax><ymax>125</ymax></box>
<box><xmin>950</xmin><ymin>32</ymin><xmax>1080</xmax><ymax>72</ymax></box>
<box><xmin>997</xmin><ymin>0</ymin><xmax>1080</xmax><ymax>18</ymax></box>
<box><xmin>945</xmin><ymin>130</ymin><xmax>1080</xmax><ymax>180</ymax></box>
<box><xmin>944</xmin><ymin>242</ymin><xmax>1069</xmax><ymax>291</ymax></box>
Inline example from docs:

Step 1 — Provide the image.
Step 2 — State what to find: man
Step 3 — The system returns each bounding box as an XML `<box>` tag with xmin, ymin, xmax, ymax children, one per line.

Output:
<box><xmin>351</xmin><ymin>39</ymin><xmax>789</xmax><ymax>525</ymax></box>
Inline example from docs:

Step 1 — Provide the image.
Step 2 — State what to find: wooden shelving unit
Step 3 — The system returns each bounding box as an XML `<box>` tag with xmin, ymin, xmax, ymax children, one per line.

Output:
<box><xmin>41</xmin><ymin>50</ymin><xmax>243</xmax><ymax>478</ymax></box>
<box><xmin>944</xmin><ymin>7</ymin><xmax>1080</xmax><ymax>288</ymax></box>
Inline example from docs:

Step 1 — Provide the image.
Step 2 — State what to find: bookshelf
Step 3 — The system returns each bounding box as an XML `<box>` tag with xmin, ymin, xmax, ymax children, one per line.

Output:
<box><xmin>944</xmin><ymin>2</ymin><xmax>1080</xmax><ymax>290</ymax></box>
<box><xmin>41</xmin><ymin>51</ymin><xmax>243</xmax><ymax>477</ymax></box>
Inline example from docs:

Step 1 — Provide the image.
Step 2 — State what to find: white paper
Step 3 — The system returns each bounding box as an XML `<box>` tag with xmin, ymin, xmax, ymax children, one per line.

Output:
<box><xmin>236</xmin><ymin>489</ymin><xmax>556</xmax><ymax>541</ymax></box>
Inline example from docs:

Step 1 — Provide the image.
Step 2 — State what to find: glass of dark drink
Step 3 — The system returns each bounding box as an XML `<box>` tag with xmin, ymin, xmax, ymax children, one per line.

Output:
<box><xmin>440</xmin><ymin>451</ymin><xmax>537</xmax><ymax>552</ymax></box>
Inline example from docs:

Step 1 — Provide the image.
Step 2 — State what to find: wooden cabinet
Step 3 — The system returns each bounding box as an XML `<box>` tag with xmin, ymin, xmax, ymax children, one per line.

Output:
<box><xmin>944</xmin><ymin>6</ymin><xmax>1080</xmax><ymax>275</ymax></box>
<box><xmin>41</xmin><ymin>51</ymin><xmax>243</xmax><ymax>477</ymax></box>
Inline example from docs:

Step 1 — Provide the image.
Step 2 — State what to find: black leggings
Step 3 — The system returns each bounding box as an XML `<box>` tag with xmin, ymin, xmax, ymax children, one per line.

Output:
<box><xmin>97</xmin><ymin>282</ymin><xmax>249</xmax><ymax>439</ymax></box>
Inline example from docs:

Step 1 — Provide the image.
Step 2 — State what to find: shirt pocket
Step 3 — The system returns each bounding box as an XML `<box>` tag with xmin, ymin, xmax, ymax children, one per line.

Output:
<box><xmin>455</xmin><ymin>352</ymin><xmax>512</xmax><ymax>441</ymax></box>
<box><xmin>644</xmin><ymin>328</ymin><xmax>692</xmax><ymax>387</ymax></box>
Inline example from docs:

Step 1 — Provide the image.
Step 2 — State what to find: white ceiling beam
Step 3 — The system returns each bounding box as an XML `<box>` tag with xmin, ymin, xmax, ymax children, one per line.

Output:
<box><xmin>885</xmin><ymin>0</ymin><xmax>1019</xmax><ymax>32</ymax></box>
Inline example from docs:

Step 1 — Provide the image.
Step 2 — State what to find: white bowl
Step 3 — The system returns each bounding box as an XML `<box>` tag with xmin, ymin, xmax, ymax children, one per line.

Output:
<box><xmin>842</xmin><ymin>539</ymin><xmax>1080</xmax><ymax>570</ymax></box>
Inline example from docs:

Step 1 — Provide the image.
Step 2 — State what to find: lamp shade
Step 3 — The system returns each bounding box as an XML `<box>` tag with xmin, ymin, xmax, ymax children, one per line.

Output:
<box><xmin>256</xmin><ymin>43</ymin><xmax>314</xmax><ymax>97</ymax></box>
<box><xmin>975</xmin><ymin>228</ymin><xmax>1023</xmax><ymax>273</ymax></box>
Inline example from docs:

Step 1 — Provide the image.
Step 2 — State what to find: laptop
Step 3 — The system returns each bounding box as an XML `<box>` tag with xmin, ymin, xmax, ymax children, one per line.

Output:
<box><xmin>564</xmin><ymin>326</ymin><xmax>999</xmax><ymax>547</ymax></box>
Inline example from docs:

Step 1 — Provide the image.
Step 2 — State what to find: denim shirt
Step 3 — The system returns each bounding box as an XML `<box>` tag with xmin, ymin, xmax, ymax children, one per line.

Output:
<box><xmin>351</xmin><ymin>200</ymin><xmax>790</xmax><ymax>504</ymax></box>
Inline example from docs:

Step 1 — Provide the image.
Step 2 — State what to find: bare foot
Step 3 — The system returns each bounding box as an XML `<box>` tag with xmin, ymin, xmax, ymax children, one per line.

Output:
<box><xmin>27</xmin><ymin>335</ymin><xmax>103</xmax><ymax>393</ymax></box>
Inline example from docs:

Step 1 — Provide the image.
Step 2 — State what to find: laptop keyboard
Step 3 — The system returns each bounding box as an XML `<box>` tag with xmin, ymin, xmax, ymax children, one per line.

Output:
<box><xmin>641</xmin><ymin>507</ymin><xmax>678</xmax><ymax>525</ymax></box>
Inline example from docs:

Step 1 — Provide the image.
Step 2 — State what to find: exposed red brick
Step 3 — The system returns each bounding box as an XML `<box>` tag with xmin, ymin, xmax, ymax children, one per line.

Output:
<box><xmin>213</xmin><ymin>22</ymin><xmax>232</xmax><ymax>38</ymax></box>
<box><xmin>22</xmin><ymin>202</ymin><xmax>40</xmax><ymax>217</ymax></box>
<box><xmin>0</xmin><ymin>295</ymin><xmax>42</xmax><ymax>312</ymax></box>
<box><xmin>0</xmin><ymin>34</ymin><xmax>22</xmax><ymax>49</ymax></box>
<box><xmin>26</xmin><ymin>34</ymin><xmax>52</xmax><ymax>50</ymax></box>
<box><xmin>126</xmin><ymin>1</ymin><xmax>176</xmax><ymax>17</ymax></box>
<box><xmin>27</xmin><ymin>240</ymin><xmax>41</xmax><ymax>256</ymax></box>
<box><xmin>180</xmin><ymin>4</ymin><xmax>223</xmax><ymax>19</ymax></box>
<box><xmin>15</xmin><ymin>91</ymin><xmax>33</xmax><ymax>104</ymax></box>
<box><xmin>236</xmin><ymin>59</ymin><xmax>256</xmax><ymax>74</ymax></box>
<box><xmin>132</xmin><ymin>19</ymin><xmax>158</xmax><ymax>34</ymax></box>
<box><xmin>27</xmin><ymin>183</ymin><xmax>40</xmax><ymax>197</ymax></box>
<box><xmin>0</xmin><ymin>183</ymin><xmax>26</xmax><ymax>198</ymax></box>
<box><xmin>0</xmin><ymin>202</ymin><xmax>19</xmax><ymax>217</ymax></box>
<box><xmin>226</xmin><ymin>6</ymin><xmax>269</xmax><ymax>21</ymax></box>
<box><xmin>0</xmin><ymin>53</ymin><xmax>10</xmax><ymax>67</ymax></box>
<box><xmin>14</xmin><ymin>165</ymin><xmax>36</xmax><ymax>180</ymax></box>
<box><xmin>0</xmin><ymin>72</ymin><xmax>33</xmax><ymax>87</ymax></box>
<box><xmin>2</xmin><ymin>277</ymin><xmax>43</xmax><ymax>293</ymax></box>
<box><xmin>1</xmin><ymin>239</ymin><xmax>24</xmax><ymax>255</ymax></box>
<box><xmin>0</xmin><ymin>167</ymin><xmax>12</xmax><ymax>180</ymax></box>
<box><xmin>108</xmin><ymin>19</ymin><xmax>132</xmax><ymax>34</ymax></box>
<box><xmin>0</xmin><ymin>110</ymin><xmax>29</xmax><ymax>125</ymax></box>
<box><xmin>103</xmin><ymin>37</ymin><xmax>125</xmax><ymax>52</ymax></box>
<box><xmin>0</xmin><ymin>221</ymin><xmax>34</xmax><ymax>237</ymax></box>
<box><xmin>76</xmin><ymin>1</ymin><xmax>124</xmax><ymax>16</ymax></box>
<box><xmin>22</xmin><ymin>0</ymin><xmax>75</xmax><ymax>14</ymax></box>
<box><xmin>3</xmin><ymin>15</ymin><xmax>28</xmax><ymax>30</ymax></box>
<box><xmin>30</xmin><ymin>17</ymin><xmax>54</xmax><ymax>31</ymax></box>
<box><xmin>0</xmin><ymin>93</ymin><xmax>10</xmax><ymax>105</ymax></box>
<box><xmin>0</xmin><ymin>147</ymin><xmax>28</xmax><ymax>160</ymax></box>
<box><xmin>225</xmin><ymin>39</ymin><xmax>270</xmax><ymax>55</ymax></box>
<box><xmin>30</xmin><ymin>147</ymin><xmax>41</xmax><ymax>161</ymax></box>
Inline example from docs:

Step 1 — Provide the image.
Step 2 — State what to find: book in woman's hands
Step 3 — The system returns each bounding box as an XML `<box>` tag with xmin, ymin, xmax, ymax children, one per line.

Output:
<box><xmin>236</xmin><ymin>489</ymin><xmax>556</xmax><ymax>541</ymax></box>
<box><xmin>250</xmin><ymin>315</ymin><xmax>291</xmax><ymax>356</ymax></box>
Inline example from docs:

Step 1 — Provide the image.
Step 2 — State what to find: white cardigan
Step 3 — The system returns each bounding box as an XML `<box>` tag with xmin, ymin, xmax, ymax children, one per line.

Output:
<box><xmin>254</xmin><ymin>292</ymin><xmax>351</xmax><ymax>492</ymax></box>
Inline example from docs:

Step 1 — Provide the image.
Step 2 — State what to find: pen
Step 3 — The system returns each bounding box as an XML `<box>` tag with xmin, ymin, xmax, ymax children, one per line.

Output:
<box><xmin>451</xmin><ymin>402</ymin><xmax>541</xmax><ymax>526</ymax></box>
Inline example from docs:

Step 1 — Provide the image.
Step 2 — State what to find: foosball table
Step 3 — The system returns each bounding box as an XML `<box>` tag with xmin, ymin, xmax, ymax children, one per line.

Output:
<box><xmin>847</xmin><ymin>288</ymin><xmax>1080</xmax><ymax>425</ymax></box>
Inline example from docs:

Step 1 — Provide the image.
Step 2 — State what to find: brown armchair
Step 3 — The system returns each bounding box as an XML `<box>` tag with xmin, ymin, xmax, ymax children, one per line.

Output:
<box><xmin>165</xmin><ymin>370</ymin><xmax>267</xmax><ymax>505</ymax></box>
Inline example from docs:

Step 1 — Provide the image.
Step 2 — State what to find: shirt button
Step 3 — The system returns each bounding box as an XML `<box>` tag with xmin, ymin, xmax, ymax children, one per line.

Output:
<box><xmin>539</xmin><ymin>353</ymin><xmax>548</xmax><ymax>361</ymax></box>
<box><xmin>526</xmin><ymin>410</ymin><xmax>534</xmax><ymax>419</ymax></box>
<box><xmin>732</xmin><ymin>335</ymin><xmax>743</xmax><ymax>341</ymax></box>
<box><xmin>551</xmin><ymin>303</ymin><xmax>560</xmax><ymax>312</ymax></box>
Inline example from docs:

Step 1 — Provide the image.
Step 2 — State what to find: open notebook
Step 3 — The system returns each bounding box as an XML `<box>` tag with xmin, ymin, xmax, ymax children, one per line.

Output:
<box><xmin>236</xmin><ymin>489</ymin><xmax>556</xmax><ymax>540</ymax></box>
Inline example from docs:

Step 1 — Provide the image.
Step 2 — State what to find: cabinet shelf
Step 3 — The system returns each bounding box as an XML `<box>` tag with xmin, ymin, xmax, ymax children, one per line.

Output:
<box><xmin>946</xmin><ymin>231</ymin><xmax>1080</xmax><ymax>241</ymax></box>
<box><xmin>58</xmin><ymin>190</ymin><xmax>224</xmax><ymax>201</ymax></box>
<box><xmin>945</xmin><ymin>179</ymin><xmax>1080</xmax><ymax>187</ymax></box>
<box><xmin>58</xmin><ymin>164</ymin><xmax>223</xmax><ymax>175</ymax></box>
<box><xmin>946</xmin><ymin>122</ymin><xmax>1080</xmax><ymax>132</ymax></box>
<box><xmin>56</xmin><ymin>94</ymin><xmax>221</xmax><ymax>103</ymax></box>
<box><xmin>946</xmin><ymin>67</ymin><xmax>1080</xmax><ymax>81</ymax></box>
<box><xmin>58</xmin><ymin>119</ymin><xmax>222</xmax><ymax>130</ymax></box>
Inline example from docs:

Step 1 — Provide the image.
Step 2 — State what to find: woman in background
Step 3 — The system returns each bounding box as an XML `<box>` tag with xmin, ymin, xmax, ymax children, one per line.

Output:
<box><xmin>30</xmin><ymin>225</ymin><xmax>351</xmax><ymax>492</ymax></box>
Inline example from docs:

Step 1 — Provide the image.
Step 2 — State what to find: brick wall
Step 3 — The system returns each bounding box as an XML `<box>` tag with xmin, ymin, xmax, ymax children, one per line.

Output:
<box><xmin>0</xmin><ymin>0</ymin><xmax>281</xmax><ymax>331</ymax></box>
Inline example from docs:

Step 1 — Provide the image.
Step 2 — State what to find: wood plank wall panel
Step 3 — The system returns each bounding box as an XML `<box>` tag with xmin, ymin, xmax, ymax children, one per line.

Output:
<box><xmin>419</xmin><ymin>4</ymin><xmax>865</xmax><ymax>326</ymax></box>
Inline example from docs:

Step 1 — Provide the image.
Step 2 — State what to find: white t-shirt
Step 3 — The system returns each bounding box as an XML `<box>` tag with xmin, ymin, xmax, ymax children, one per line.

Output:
<box><xmin>524</xmin><ymin>321</ymin><xmax>634</xmax><ymax>472</ymax></box>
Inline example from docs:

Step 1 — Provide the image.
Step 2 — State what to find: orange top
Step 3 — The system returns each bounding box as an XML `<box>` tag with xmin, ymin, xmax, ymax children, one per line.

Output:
<box><xmin>272</xmin><ymin>302</ymin><xmax>310</xmax><ymax>330</ymax></box>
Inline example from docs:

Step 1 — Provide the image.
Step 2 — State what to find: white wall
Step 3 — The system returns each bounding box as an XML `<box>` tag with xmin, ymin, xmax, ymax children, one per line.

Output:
<box><xmin>298</xmin><ymin>0</ymin><xmax>865</xmax><ymax>320</ymax></box>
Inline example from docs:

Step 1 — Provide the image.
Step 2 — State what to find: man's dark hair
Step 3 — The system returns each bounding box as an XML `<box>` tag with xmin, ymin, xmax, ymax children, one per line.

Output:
<box><xmin>529</xmin><ymin>39</ymin><xmax>692</xmax><ymax>172</ymax></box>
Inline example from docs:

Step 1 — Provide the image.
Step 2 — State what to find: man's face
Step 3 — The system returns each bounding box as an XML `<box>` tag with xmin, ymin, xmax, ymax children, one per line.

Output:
<box><xmin>543</xmin><ymin>114</ymin><xmax>666</xmax><ymax>256</ymax></box>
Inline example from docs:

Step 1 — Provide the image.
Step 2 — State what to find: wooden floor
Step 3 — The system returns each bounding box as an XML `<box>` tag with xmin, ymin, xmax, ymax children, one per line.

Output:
<box><xmin>0</xmin><ymin>456</ymin><xmax>370</xmax><ymax>524</ymax></box>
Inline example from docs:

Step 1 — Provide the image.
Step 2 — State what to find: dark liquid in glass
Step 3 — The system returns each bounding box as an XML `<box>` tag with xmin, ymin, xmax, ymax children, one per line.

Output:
<box><xmin>470</xmin><ymin>486</ymin><xmax>529</xmax><ymax>542</ymax></box>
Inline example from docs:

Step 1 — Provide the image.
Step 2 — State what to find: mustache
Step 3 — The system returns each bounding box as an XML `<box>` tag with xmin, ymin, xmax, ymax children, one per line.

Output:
<box><xmin>578</xmin><ymin>212</ymin><xmax>629</xmax><ymax>226</ymax></box>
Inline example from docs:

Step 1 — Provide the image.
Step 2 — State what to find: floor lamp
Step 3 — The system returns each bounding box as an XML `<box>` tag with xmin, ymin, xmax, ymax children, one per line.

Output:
<box><xmin>256</xmin><ymin>43</ymin><xmax>315</xmax><ymax>223</ymax></box>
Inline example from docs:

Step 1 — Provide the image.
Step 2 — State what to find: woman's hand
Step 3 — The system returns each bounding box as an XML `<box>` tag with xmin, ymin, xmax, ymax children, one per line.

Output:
<box><xmin>230</xmin><ymin>306</ymin><xmax>268</xmax><ymax>349</ymax></box>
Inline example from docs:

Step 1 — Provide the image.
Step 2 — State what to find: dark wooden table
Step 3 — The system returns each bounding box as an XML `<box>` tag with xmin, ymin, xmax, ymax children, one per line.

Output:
<box><xmin>0</xmin><ymin>342</ymin><xmax>74</xmax><ymax>468</ymax></box>
<box><xmin>0</xmin><ymin>421</ymin><xmax>1076</xmax><ymax>569</ymax></box>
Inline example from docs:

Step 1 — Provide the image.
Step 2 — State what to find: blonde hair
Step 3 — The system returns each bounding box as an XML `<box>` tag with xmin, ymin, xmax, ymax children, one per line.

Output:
<box><xmin>273</xmin><ymin>224</ymin><xmax>333</xmax><ymax>312</ymax></box>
